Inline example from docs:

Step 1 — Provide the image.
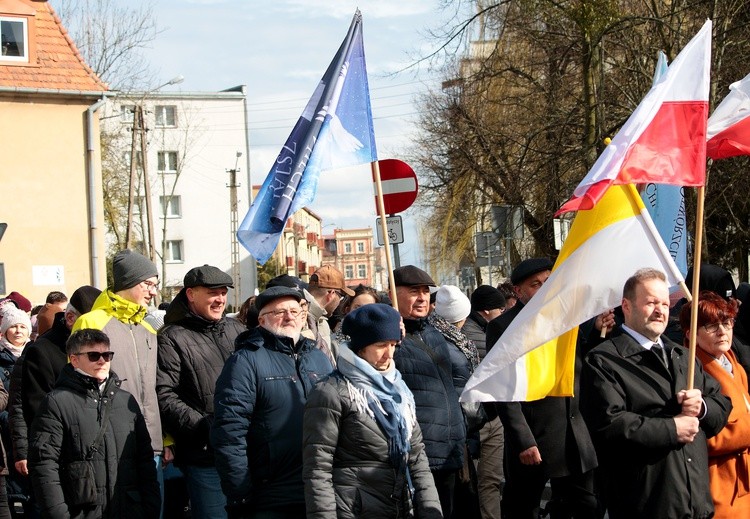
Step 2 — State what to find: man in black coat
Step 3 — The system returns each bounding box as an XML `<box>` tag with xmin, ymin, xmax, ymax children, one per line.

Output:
<box><xmin>12</xmin><ymin>285</ymin><xmax>101</xmax><ymax>478</ymax></box>
<box><xmin>580</xmin><ymin>267</ymin><xmax>731</xmax><ymax>518</ymax></box>
<box><xmin>486</xmin><ymin>258</ymin><xmax>599</xmax><ymax>519</ymax></box>
<box><xmin>391</xmin><ymin>265</ymin><xmax>466</xmax><ymax>518</ymax></box>
<box><xmin>156</xmin><ymin>265</ymin><xmax>246</xmax><ymax>519</ymax></box>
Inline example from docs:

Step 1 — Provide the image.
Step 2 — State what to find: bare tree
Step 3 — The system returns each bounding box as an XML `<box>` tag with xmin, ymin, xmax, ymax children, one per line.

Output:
<box><xmin>50</xmin><ymin>0</ymin><xmax>160</xmax><ymax>90</ymax></box>
<box><xmin>414</xmin><ymin>0</ymin><xmax>750</xmax><ymax>280</ymax></box>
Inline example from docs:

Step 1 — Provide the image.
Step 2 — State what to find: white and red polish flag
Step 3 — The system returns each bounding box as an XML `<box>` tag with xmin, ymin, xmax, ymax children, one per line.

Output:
<box><xmin>557</xmin><ymin>20</ymin><xmax>711</xmax><ymax>215</ymax></box>
<box><xmin>707</xmin><ymin>72</ymin><xmax>750</xmax><ymax>160</ymax></box>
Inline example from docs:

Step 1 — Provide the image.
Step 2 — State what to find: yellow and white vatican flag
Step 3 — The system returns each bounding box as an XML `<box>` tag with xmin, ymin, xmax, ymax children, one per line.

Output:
<box><xmin>460</xmin><ymin>184</ymin><xmax>684</xmax><ymax>403</ymax></box>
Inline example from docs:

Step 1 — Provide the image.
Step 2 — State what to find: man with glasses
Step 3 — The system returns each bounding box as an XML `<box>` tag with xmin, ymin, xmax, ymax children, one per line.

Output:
<box><xmin>211</xmin><ymin>286</ymin><xmax>333</xmax><ymax>518</ymax></box>
<box><xmin>29</xmin><ymin>328</ymin><xmax>160</xmax><ymax>518</ymax></box>
<box><xmin>156</xmin><ymin>265</ymin><xmax>245</xmax><ymax>518</ymax></box>
<box><xmin>580</xmin><ymin>268</ymin><xmax>731</xmax><ymax>518</ymax></box>
<box><xmin>73</xmin><ymin>249</ymin><xmax>168</xmax><ymax>512</ymax></box>
<box><xmin>305</xmin><ymin>265</ymin><xmax>355</xmax><ymax>365</ymax></box>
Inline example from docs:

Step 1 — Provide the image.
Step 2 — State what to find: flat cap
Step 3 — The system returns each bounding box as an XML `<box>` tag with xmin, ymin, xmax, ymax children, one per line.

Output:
<box><xmin>266</xmin><ymin>274</ymin><xmax>308</xmax><ymax>292</ymax></box>
<box><xmin>392</xmin><ymin>265</ymin><xmax>436</xmax><ymax>287</ymax></box>
<box><xmin>510</xmin><ymin>258</ymin><xmax>554</xmax><ymax>285</ymax></box>
<box><xmin>309</xmin><ymin>265</ymin><xmax>355</xmax><ymax>297</ymax></box>
<box><xmin>184</xmin><ymin>265</ymin><xmax>234</xmax><ymax>289</ymax></box>
<box><xmin>255</xmin><ymin>286</ymin><xmax>302</xmax><ymax>312</ymax></box>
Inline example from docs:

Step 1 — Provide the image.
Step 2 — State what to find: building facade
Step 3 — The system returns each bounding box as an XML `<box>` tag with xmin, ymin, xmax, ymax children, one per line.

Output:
<box><xmin>322</xmin><ymin>228</ymin><xmax>377</xmax><ymax>288</ymax></box>
<box><xmin>100</xmin><ymin>86</ymin><xmax>254</xmax><ymax>306</ymax></box>
<box><xmin>0</xmin><ymin>0</ymin><xmax>108</xmax><ymax>303</ymax></box>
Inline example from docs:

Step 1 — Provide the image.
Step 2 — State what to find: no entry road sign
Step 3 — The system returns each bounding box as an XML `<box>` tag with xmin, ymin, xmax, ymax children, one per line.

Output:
<box><xmin>373</xmin><ymin>159</ymin><xmax>418</xmax><ymax>215</ymax></box>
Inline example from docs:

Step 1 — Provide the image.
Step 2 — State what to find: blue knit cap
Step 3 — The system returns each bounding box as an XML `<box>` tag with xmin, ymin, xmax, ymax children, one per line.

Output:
<box><xmin>342</xmin><ymin>303</ymin><xmax>402</xmax><ymax>352</ymax></box>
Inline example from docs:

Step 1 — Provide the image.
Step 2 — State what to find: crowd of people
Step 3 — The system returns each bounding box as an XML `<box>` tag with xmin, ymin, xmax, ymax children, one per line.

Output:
<box><xmin>0</xmin><ymin>249</ymin><xmax>748</xmax><ymax>518</ymax></box>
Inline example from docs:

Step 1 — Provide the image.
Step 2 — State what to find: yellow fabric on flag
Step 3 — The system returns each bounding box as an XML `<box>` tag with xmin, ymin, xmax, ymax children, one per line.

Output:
<box><xmin>460</xmin><ymin>184</ymin><xmax>682</xmax><ymax>403</ymax></box>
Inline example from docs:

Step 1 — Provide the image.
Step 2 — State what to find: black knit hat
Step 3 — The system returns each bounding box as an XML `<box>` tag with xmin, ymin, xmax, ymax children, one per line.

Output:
<box><xmin>255</xmin><ymin>286</ymin><xmax>302</xmax><ymax>312</ymax></box>
<box><xmin>686</xmin><ymin>264</ymin><xmax>736</xmax><ymax>301</ymax></box>
<box><xmin>184</xmin><ymin>265</ymin><xmax>234</xmax><ymax>289</ymax></box>
<box><xmin>69</xmin><ymin>286</ymin><xmax>102</xmax><ymax>314</ymax></box>
<box><xmin>392</xmin><ymin>265</ymin><xmax>436</xmax><ymax>287</ymax></box>
<box><xmin>510</xmin><ymin>258</ymin><xmax>553</xmax><ymax>285</ymax></box>
<box><xmin>342</xmin><ymin>304</ymin><xmax>402</xmax><ymax>352</ymax></box>
<box><xmin>470</xmin><ymin>285</ymin><xmax>506</xmax><ymax>311</ymax></box>
<box><xmin>112</xmin><ymin>250</ymin><xmax>158</xmax><ymax>292</ymax></box>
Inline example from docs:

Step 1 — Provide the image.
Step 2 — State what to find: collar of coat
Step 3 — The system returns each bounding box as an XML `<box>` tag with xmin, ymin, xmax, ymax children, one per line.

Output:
<box><xmin>236</xmin><ymin>325</ymin><xmax>315</xmax><ymax>356</ymax></box>
<box><xmin>92</xmin><ymin>289</ymin><xmax>150</xmax><ymax>327</ymax></box>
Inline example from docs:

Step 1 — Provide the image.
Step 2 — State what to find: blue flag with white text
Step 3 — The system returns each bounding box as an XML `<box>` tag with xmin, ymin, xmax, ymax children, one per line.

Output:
<box><xmin>238</xmin><ymin>11</ymin><xmax>377</xmax><ymax>264</ymax></box>
<box><xmin>640</xmin><ymin>52</ymin><xmax>688</xmax><ymax>277</ymax></box>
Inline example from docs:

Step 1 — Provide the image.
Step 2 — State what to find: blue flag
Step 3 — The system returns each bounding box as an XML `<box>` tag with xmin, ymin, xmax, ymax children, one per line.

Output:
<box><xmin>238</xmin><ymin>11</ymin><xmax>377</xmax><ymax>263</ymax></box>
<box><xmin>640</xmin><ymin>52</ymin><xmax>688</xmax><ymax>277</ymax></box>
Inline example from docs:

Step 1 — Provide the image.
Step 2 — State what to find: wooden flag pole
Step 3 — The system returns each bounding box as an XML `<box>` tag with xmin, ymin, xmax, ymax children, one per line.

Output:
<box><xmin>372</xmin><ymin>160</ymin><xmax>398</xmax><ymax>311</ymax></box>
<box><xmin>686</xmin><ymin>185</ymin><xmax>706</xmax><ymax>390</ymax></box>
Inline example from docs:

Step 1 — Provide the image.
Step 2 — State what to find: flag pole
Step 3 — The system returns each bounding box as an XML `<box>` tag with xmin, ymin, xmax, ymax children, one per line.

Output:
<box><xmin>686</xmin><ymin>185</ymin><xmax>706</xmax><ymax>390</ymax></box>
<box><xmin>372</xmin><ymin>160</ymin><xmax>398</xmax><ymax>310</ymax></box>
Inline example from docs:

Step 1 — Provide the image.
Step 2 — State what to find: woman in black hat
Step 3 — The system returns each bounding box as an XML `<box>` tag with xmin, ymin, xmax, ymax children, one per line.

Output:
<box><xmin>302</xmin><ymin>304</ymin><xmax>442</xmax><ymax>518</ymax></box>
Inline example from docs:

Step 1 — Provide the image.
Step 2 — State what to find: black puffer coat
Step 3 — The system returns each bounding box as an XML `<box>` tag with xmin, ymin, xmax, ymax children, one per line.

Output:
<box><xmin>211</xmin><ymin>327</ymin><xmax>333</xmax><ymax>512</ymax></box>
<box><xmin>393</xmin><ymin>318</ymin><xmax>465</xmax><ymax>472</ymax></box>
<box><xmin>29</xmin><ymin>365</ymin><xmax>160</xmax><ymax>519</ymax></box>
<box><xmin>303</xmin><ymin>372</ymin><xmax>442</xmax><ymax>518</ymax></box>
<box><xmin>157</xmin><ymin>289</ymin><xmax>246</xmax><ymax>467</ymax></box>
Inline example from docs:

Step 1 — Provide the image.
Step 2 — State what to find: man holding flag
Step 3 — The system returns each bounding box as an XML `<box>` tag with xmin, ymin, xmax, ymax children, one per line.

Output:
<box><xmin>580</xmin><ymin>268</ymin><xmax>731</xmax><ymax>518</ymax></box>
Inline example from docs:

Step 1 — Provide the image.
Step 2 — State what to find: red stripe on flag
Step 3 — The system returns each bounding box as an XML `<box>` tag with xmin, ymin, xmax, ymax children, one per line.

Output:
<box><xmin>707</xmin><ymin>115</ymin><xmax>750</xmax><ymax>160</ymax></box>
<box><xmin>555</xmin><ymin>181</ymin><xmax>611</xmax><ymax>216</ymax></box>
<box><xmin>617</xmin><ymin>101</ymin><xmax>708</xmax><ymax>186</ymax></box>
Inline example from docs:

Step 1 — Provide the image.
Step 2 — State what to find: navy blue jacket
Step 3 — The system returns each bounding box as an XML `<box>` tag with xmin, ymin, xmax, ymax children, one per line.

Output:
<box><xmin>394</xmin><ymin>318</ymin><xmax>466</xmax><ymax>472</ymax></box>
<box><xmin>210</xmin><ymin>326</ymin><xmax>333</xmax><ymax>512</ymax></box>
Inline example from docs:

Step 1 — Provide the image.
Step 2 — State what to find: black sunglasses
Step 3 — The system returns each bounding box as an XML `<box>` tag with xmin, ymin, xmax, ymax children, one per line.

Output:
<box><xmin>74</xmin><ymin>351</ymin><xmax>115</xmax><ymax>362</ymax></box>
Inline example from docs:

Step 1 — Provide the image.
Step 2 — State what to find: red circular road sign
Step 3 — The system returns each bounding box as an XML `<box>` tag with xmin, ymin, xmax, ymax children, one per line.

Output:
<box><xmin>373</xmin><ymin>159</ymin><xmax>418</xmax><ymax>215</ymax></box>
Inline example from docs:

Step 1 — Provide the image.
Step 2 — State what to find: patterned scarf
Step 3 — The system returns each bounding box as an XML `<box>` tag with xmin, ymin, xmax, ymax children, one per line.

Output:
<box><xmin>428</xmin><ymin>313</ymin><xmax>479</xmax><ymax>371</ymax></box>
<box><xmin>337</xmin><ymin>344</ymin><xmax>416</xmax><ymax>471</ymax></box>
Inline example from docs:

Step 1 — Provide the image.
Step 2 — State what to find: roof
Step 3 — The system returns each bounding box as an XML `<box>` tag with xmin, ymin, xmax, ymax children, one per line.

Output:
<box><xmin>0</xmin><ymin>0</ymin><xmax>107</xmax><ymax>93</ymax></box>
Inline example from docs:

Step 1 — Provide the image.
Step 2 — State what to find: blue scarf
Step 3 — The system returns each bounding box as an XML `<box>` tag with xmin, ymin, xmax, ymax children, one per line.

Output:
<box><xmin>337</xmin><ymin>344</ymin><xmax>416</xmax><ymax>471</ymax></box>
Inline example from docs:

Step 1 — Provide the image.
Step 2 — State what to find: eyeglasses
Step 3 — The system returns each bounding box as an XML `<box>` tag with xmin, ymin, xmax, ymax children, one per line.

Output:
<box><xmin>73</xmin><ymin>351</ymin><xmax>115</xmax><ymax>362</ymax></box>
<box><xmin>260</xmin><ymin>308</ymin><xmax>302</xmax><ymax>319</ymax></box>
<box><xmin>329</xmin><ymin>289</ymin><xmax>345</xmax><ymax>298</ymax></box>
<box><xmin>703</xmin><ymin>319</ymin><xmax>735</xmax><ymax>334</ymax></box>
<box><xmin>140</xmin><ymin>280</ymin><xmax>160</xmax><ymax>292</ymax></box>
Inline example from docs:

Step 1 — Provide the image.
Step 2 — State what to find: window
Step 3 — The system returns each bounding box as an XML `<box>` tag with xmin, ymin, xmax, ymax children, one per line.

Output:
<box><xmin>357</xmin><ymin>264</ymin><xmax>367</xmax><ymax>278</ymax></box>
<box><xmin>165</xmin><ymin>240</ymin><xmax>184</xmax><ymax>263</ymax></box>
<box><xmin>120</xmin><ymin>104</ymin><xmax>136</xmax><ymax>123</ymax></box>
<box><xmin>155</xmin><ymin>105</ymin><xmax>176</xmax><ymax>127</ymax></box>
<box><xmin>159</xmin><ymin>196</ymin><xmax>181</xmax><ymax>218</ymax></box>
<box><xmin>344</xmin><ymin>242</ymin><xmax>352</xmax><ymax>254</ymax></box>
<box><xmin>344</xmin><ymin>265</ymin><xmax>354</xmax><ymax>279</ymax></box>
<box><xmin>1</xmin><ymin>17</ymin><xmax>27</xmax><ymax>62</ymax></box>
<box><xmin>356</xmin><ymin>241</ymin><xmax>365</xmax><ymax>253</ymax></box>
<box><xmin>157</xmin><ymin>151</ymin><xmax>178</xmax><ymax>173</ymax></box>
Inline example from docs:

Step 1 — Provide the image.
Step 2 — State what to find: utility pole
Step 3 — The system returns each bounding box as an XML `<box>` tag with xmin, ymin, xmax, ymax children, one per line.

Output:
<box><xmin>125</xmin><ymin>105</ymin><xmax>139</xmax><ymax>249</ymax></box>
<box><xmin>227</xmin><ymin>152</ymin><xmax>242</xmax><ymax>309</ymax></box>
<box><xmin>139</xmin><ymin>104</ymin><xmax>157</xmax><ymax>263</ymax></box>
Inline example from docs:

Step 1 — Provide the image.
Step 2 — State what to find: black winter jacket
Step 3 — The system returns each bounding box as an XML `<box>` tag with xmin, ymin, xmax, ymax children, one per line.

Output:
<box><xmin>210</xmin><ymin>326</ymin><xmax>333</xmax><ymax>513</ymax></box>
<box><xmin>29</xmin><ymin>365</ymin><xmax>160</xmax><ymax>519</ymax></box>
<box><xmin>303</xmin><ymin>372</ymin><xmax>443</xmax><ymax>519</ymax></box>
<box><xmin>157</xmin><ymin>290</ymin><xmax>246</xmax><ymax>467</ymax></box>
<box><xmin>393</xmin><ymin>318</ymin><xmax>465</xmax><ymax>472</ymax></box>
<box><xmin>13</xmin><ymin>313</ymin><xmax>70</xmax><ymax>461</ymax></box>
